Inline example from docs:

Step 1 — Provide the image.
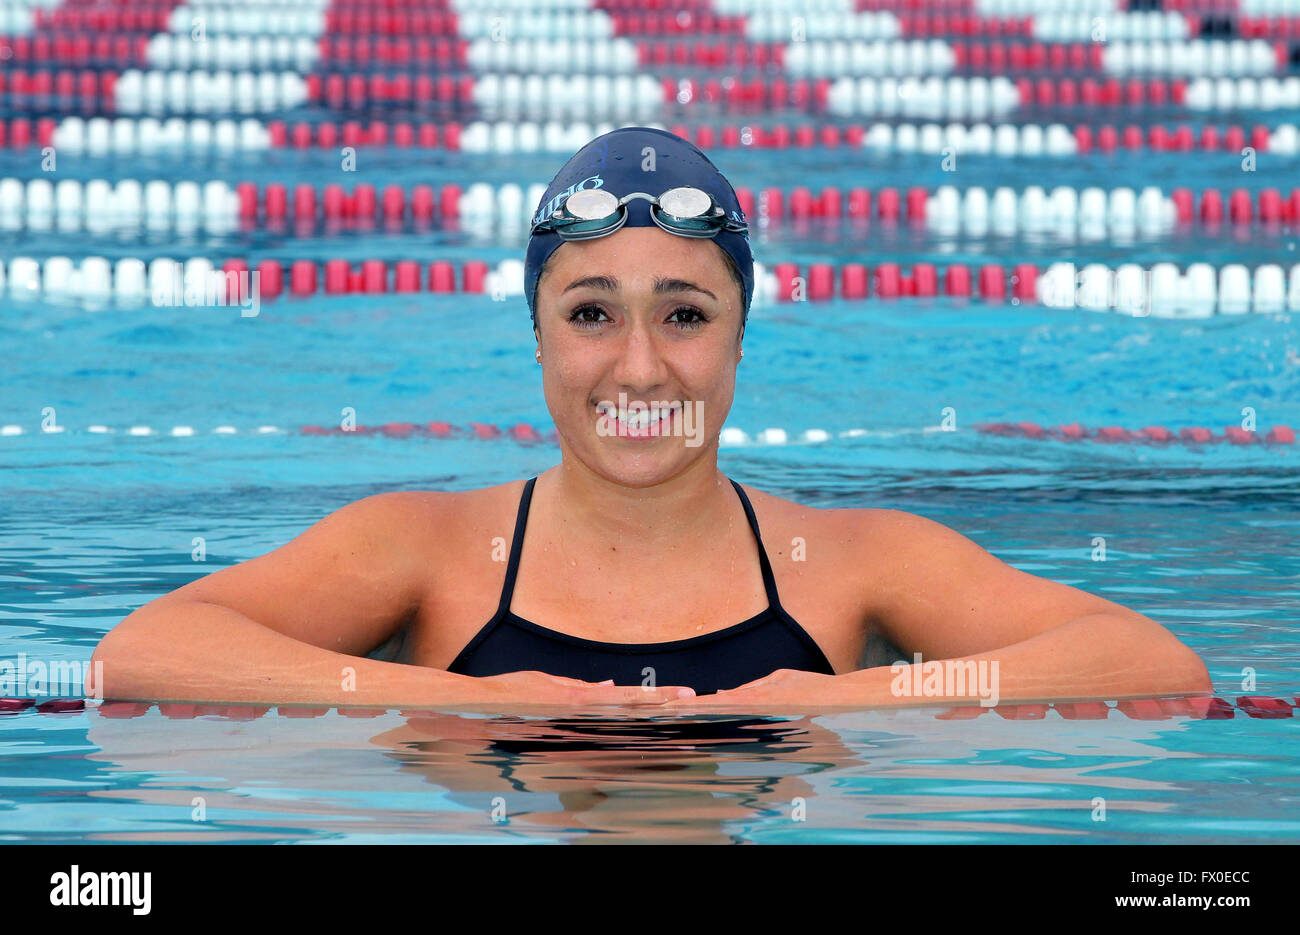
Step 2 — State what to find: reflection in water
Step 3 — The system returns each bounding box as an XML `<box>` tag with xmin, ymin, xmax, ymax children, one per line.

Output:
<box><xmin>376</xmin><ymin>714</ymin><xmax>838</xmax><ymax>843</ymax></box>
<box><xmin>67</xmin><ymin>702</ymin><xmax>1300</xmax><ymax>844</ymax></box>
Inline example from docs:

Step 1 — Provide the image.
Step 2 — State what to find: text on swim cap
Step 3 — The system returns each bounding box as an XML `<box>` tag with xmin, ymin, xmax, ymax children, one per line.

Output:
<box><xmin>532</xmin><ymin>175</ymin><xmax>605</xmax><ymax>228</ymax></box>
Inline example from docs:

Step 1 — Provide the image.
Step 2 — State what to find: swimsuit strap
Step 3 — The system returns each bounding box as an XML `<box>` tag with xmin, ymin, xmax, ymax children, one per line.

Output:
<box><xmin>728</xmin><ymin>478</ymin><xmax>785</xmax><ymax>611</ymax></box>
<box><xmin>495</xmin><ymin>476</ymin><xmax>538</xmax><ymax>617</ymax></box>
<box><xmin>497</xmin><ymin>475</ymin><xmax>783</xmax><ymax>615</ymax></box>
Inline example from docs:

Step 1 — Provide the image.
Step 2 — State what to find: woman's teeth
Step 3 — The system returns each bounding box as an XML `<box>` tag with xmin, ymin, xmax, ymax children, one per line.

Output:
<box><xmin>596</xmin><ymin>403</ymin><xmax>678</xmax><ymax>427</ymax></box>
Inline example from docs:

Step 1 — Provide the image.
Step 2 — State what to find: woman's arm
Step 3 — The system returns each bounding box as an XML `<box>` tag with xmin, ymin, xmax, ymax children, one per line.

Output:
<box><xmin>91</xmin><ymin>491</ymin><xmax>695</xmax><ymax>707</ymax></box>
<box><xmin>856</xmin><ymin>508</ymin><xmax>1212</xmax><ymax>702</ymax></box>
<box><xmin>836</xmin><ymin>612</ymin><xmax>1212</xmax><ymax>706</ymax></box>
<box><xmin>91</xmin><ymin>596</ymin><xmax>488</xmax><ymax>705</ymax></box>
<box><xmin>91</xmin><ymin>491</ymin><xmax>442</xmax><ymax>704</ymax></box>
<box><xmin>663</xmin><ymin>508</ymin><xmax>1211</xmax><ymax>710</ymax></box>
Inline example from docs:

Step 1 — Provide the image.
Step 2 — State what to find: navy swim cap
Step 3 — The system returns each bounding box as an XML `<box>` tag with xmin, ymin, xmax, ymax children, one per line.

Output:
<box><xmin>524</xmin><ymin>126</ymin><xmax>753</xmax><ymax>329</ymax></box>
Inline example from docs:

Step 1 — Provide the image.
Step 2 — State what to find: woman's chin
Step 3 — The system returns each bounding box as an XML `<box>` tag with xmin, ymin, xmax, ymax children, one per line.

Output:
<box><xmin>590</xmin><ymin>450</ymin><xmax>693</xmax><ymax>485</ymax></box>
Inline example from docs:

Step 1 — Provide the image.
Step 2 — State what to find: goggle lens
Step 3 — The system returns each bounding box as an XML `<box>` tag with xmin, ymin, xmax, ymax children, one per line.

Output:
<box><xmin>563</xmin><ymin>188</ymin><xmax>620</xmax><ymax>221</ymax></box>
<box><xmin>657</xmin><ymin>186</ymin><xmax>712</xmax><ymax>220</ymax></box>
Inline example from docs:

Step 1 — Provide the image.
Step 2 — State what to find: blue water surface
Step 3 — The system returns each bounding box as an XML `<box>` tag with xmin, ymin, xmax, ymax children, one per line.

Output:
<box><xmin>2</xmin><ymin>127</ymin><xmax>1299</xmax><ymax>843</ymax></box>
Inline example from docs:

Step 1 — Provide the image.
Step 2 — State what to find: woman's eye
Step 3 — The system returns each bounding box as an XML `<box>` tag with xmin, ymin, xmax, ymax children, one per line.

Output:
<box><xmin>669</xmin><ymin>306</ymin><xmax>708</xmax><ymax>329</ymax></box>
<box><xmin>568</xmin><ymin>304</ymin><xmax>609</xmax><ymax>328</ymax></box>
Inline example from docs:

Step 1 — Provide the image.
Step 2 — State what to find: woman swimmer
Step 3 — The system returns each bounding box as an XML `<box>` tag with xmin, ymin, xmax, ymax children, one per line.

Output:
<box><xmin>91</xmin><ymin>127</ymin><xmax>1212</xmax><ymax>709</ymax></box>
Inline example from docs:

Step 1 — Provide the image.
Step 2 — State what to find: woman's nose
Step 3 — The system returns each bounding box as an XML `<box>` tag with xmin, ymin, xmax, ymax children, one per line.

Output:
<box><xmin>610</xmin><ymin>325</ymin><xmax>670</xmax><ymax>386</ymax></box>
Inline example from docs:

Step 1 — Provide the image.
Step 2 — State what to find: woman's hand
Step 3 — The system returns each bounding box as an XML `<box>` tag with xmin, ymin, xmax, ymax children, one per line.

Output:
<box><xmin>656</xmin><ymin>669</ymin><xmax>868</xmax><ymax>711</ymax></box>
<box><xmin>458</xmin><ymin>670</ymin><xmax>697</xmax><ymax>707</ymax></box>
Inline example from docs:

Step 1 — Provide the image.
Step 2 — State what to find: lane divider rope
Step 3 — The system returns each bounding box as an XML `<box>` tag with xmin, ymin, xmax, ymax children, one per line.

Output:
<box><xmin>9</xmin><ymin>70</ymin><xmax>1245</xmax><ymax>118</ymax></box>
<box><xmin>0</xmin><ymin>695</ymin><xmax>1294</xmax><ymax>719</ymax></box>
<box><xmin>0</xmin><ymin>421</ymin><xmax>1293</xmax><ymax>446</ymax></box>
<box><xmin>10</xmin><ymin>33</ymin><xmax>1294</xmax><ymax>77</ymax></box>
<box><xmin>7</xmin><ymin>177</ymin><xmax>1300</xmax><ymax>236</ymax></box>
<box><xmin>10</xmin><ymin>117</ymin><xmax>1299</xmax><ymax>157</ymax></box>
<box><xmin>5</xmin><ymin>256</ymin><xmax>1300</xmax><ymax>315</ymax></box>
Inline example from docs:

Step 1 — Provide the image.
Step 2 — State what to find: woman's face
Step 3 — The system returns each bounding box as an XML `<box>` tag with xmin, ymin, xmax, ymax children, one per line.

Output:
<box><xmin>533</xmin><ymin>225</ymin><xmax>744</xmax><ymax>487</ymax></box>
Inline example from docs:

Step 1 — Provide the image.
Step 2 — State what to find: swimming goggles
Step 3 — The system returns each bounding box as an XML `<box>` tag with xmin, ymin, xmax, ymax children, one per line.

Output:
<box><xmin>531</xmin><ymin>186</ymin><xmax>749</xmax><ymax>241</ymax></box>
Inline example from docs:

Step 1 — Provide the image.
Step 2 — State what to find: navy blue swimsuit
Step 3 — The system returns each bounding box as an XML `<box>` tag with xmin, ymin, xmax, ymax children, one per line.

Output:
<box><xmin>447</xmin><ymin>476</ymin><xmax>836</xmax><ymax>694</ymax></box>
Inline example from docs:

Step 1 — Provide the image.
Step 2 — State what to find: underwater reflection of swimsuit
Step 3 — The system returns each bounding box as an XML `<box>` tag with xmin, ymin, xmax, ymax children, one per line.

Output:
<box><xmin>447</xmin><ymin>477</ymin><xmax>836</xmax><ymax>695</ymax></box>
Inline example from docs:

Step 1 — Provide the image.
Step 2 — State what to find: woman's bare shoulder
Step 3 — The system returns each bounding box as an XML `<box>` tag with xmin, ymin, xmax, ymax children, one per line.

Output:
<box><xmin>734</xmin><ymin>483</ymin><xmax>901</xmax><ymax>539</ymax></box>
<box><xmin>359</xmin><ymin>480</ymin><xmax>519</xmax><ymax>507</ymax></box>
<box><xmin>351</xmin><ymin>480</ymin><xmax>527</xmax><ymax>540</ymax></box>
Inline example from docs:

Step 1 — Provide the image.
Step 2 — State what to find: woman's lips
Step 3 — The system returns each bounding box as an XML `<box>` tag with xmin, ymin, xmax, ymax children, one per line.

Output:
<box><xmin>595</xmin><ymin>403</ymin><xmax>680</xmax><ymax>439</ymax></box>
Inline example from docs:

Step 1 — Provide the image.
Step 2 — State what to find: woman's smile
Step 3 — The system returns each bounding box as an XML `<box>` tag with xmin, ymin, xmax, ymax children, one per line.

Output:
<box><xmin>594</xmin><ymin>400</ymin><xmax>683</xmax><ymax>439</ymax></box>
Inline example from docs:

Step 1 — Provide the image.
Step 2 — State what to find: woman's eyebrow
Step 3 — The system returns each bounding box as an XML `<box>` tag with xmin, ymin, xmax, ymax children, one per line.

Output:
<box><xmin>563</xmin><ymin>275</ymin><xmax>717</xmax><ymax>301</ymax></box>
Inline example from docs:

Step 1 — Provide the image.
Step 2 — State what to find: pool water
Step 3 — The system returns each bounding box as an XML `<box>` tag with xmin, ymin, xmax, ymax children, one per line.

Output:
<box><xmin>4</xmin><ymin>266</ymin><xmax>1299</xmax><ymax>841</ymax></box>
<box><xmin>1</xmin><ymin>704</ymin><xmax>1297</xmax><ymax>844</ymax></box>
<box><xmin>4</xmin><ymin>35</ymin><xmax>1300</xmax><ymax>842</ymax></box>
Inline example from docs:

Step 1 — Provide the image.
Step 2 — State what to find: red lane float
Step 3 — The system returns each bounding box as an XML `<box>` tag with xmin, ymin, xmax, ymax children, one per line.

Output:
<box><xmin>0</xmin><ymin>32</ymin><xmax>148</xmax><ymax>67</ymax></box>
<box><xmin>1077</xmin><ymin>122</ymin><xmax>1275</xmax><ymax>152</ymax></box>
<box><xmin>240</xmin><ymin>180</ymin><xmax>458</xmax><ymax>222</ymax></box>
<box><xmin>773</xmin><ymin>261</ymin><xmax>1022</xmax><ymax>301</ymax></box>
<box><xmin>267</xmin><ymin>119</ymin><xmax>460</xmax><ymax>149</ymax></box>
<box><xmin>0</xmin><ymin>68</ymin><xmax>118</xmax><ymax>111</ymax></box>
<box><xmin>33</xmin><ymin>7</ymin><xmax>174</xmax><ymax>31</ymax></box>
<box><xmin>298</xmin><ymin>422</ymin><xmax>556</xmax><ymax>443</ymax></box>
<box><xmin>953</xmin><ymin>41</ymin><xmax>1105</xmax><ymax>70</ymax></box>
<box><xmin>1236</xmin><ymin>696</ymin><xmax>1295</xmax><ymax>718</ymax></box>
<box><xmin>307</xmin><ymin>72</ymin><xmax>474</xmax><ymax>108</ymax></box>
<box><xmin>323</xmin><ymin>9</ymin><xmax>458</xmax><ymax>37</ymax></box>
<box><xmin>1238</xmin><ymin>16</ymin><xmax>1300</xmax><ymax>39</ymax></box>
<box><xmin>901</xmin><ymin>16</ymin><xmax>1036</xmax><ymax>38</ymax></box>
<box><xmin>317</xmin><ymin>36</ymin><xmax>468</xmax><ymax>66</ymax></box>
<box><xmin>1015</xmin><ymin>76</ymin><xmax>1187</xmax><ymax>107</ymax></box>
<box><xmin>664</xmin><ymin>77</ymin><xmax>834</xmax><ymax>113</ymax></box>
<box><xmin>217</xmin><ymin>258</ymin><xmax>490</xmax><ymax>296</ymax></box>
<box><xmin>975</xmin><ymin>422</ymin><xmax>1296</xmax><ymax>446</ymax></box>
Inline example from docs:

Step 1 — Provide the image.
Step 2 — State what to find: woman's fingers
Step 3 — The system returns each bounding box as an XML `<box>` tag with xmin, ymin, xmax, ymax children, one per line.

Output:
<box><xmin>476</xmin><ymin>671</ymin><xmax>697</xmax><ymax>705</ymax></box>
<box><xmin>554</xmin><ymin>683</ymin><xmax>697</xmax><ymax>705</ymax></box>
<box><xmin>596</xmin><ymin>684</ymin><xmax>697</xmax><ymax>705</ymax></box>
<box><xmin>653</xmin><ymin>682</ymin><xmax>756</xmax><ymax>706</ymax></box>
<box><xmin>532</xmin><ymin>672</ymin><xmax>695</xmax><ymax>702</ymax></box>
